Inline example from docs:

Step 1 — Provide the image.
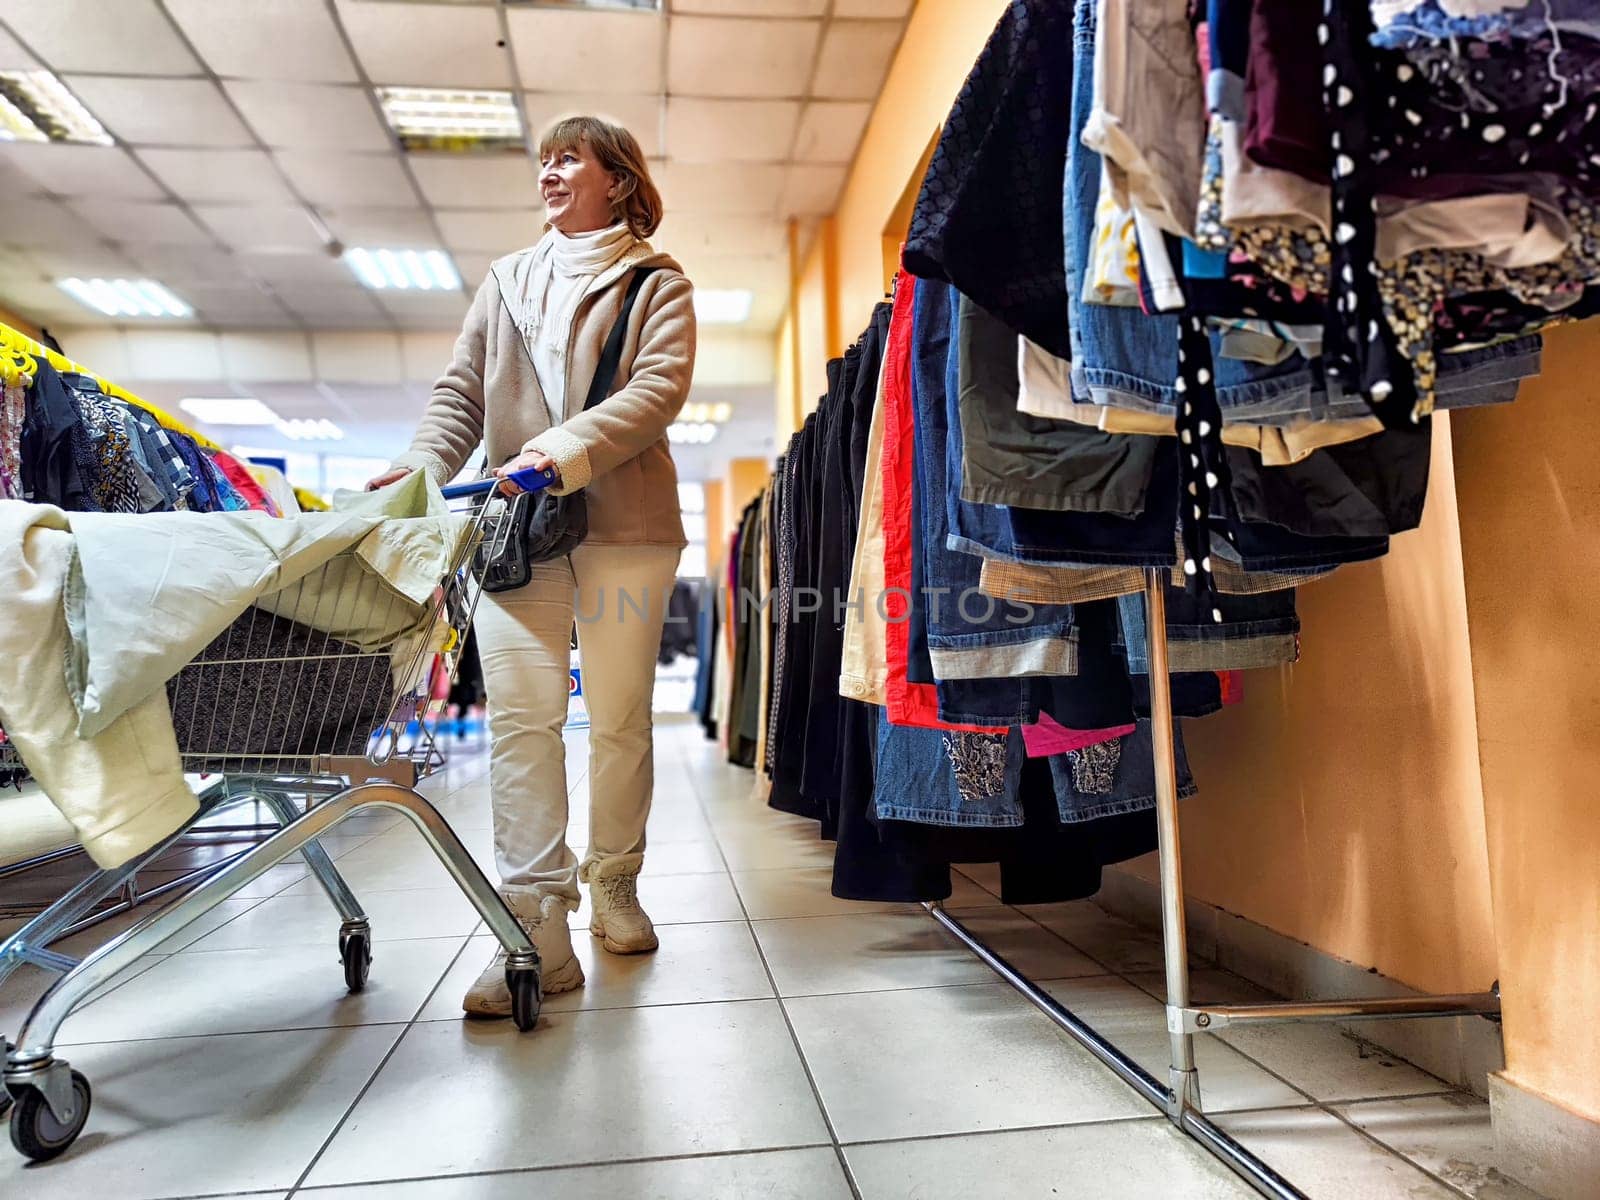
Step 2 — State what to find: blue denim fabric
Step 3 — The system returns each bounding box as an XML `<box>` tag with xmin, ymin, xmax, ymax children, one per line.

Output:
<box><xmin>875</xmin><ymin>720</ymin><xmax>1026</xmax><ymax>828</ymax></box>
<box><xmin>916</xmin><ymin>279</ymin><xmax>1078</xmax><ymax>664</ymax></box>
<box><xmin>1049</xmin><ymin>719</ymin><xmax>1198</xmax><ymax>823</ymax></box>
<box><xmin>1116</xmin><ymin>587</ymin><xmax>1298</xmax><ymax>674</ymax></box>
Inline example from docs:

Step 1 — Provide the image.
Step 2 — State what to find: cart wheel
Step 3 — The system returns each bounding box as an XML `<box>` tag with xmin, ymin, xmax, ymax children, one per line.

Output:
<box><xmin>8</xmin><ymin>1070</ymin><xmax>91</xmax><ymax>1162</ymax></box>
<box><xmin>507</xmin><ymin>967</ymin><xmax>542</xmax><ymax>1032</ymax></box>
<box><xmin>341</xmin><ymin>931</ymin><xmax>372</xmax><ymax>993</ymax></box>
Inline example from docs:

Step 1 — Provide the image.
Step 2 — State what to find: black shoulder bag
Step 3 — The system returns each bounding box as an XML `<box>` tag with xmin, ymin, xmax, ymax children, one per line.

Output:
<box><xmin>477</xmin><ymin>265</ymin><xmax>661</xmax><ymax>593</ymax></box>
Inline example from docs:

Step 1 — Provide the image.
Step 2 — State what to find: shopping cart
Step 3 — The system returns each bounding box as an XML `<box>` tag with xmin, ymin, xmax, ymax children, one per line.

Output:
<box><xmin>1</xmin><ymin>467</ymin><xmax>553</xmax><ymax>1163</ymax></box>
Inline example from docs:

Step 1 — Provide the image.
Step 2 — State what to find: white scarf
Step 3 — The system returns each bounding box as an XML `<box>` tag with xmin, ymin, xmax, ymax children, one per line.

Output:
<box><xmin>510</xmin><ymin>223</ymin><xmax>640</xmax><ymax>422</ymax></box>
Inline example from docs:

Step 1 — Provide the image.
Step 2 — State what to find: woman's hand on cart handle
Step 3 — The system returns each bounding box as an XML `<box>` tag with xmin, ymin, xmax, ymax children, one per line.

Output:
<box><xmin>495</xmin><ymin>451</ymin><xmax>560</xmax><ymax>496</ymax></box>
<box><xmin>365</xmin><ymin>466</ymin><xmax>413</xmax><ymax>492</ymax></box>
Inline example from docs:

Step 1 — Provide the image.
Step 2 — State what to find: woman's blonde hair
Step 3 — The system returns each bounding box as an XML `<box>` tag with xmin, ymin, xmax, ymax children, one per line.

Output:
<box><xmin>539</xmin><ymin>115</ymin><xmax>664</xmax><ymax>240</ymax></box>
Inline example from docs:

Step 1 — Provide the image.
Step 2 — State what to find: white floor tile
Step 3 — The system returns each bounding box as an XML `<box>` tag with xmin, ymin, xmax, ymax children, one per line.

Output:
<box><xmin>305</xmin><ymin>1002</ymin><xmax>830</xmax><ymax>1185</ymax></box>
<box><xmin>1216</xmin><ymin>1020</ymin><xmax>1453</xmax><ymax>1104</ymax></box>
<box><xmin>185</xmin><ymin>887</ymin><xmax>482</xmax><ymax>951</ymax></box>
<box><xmin>0</xmin><ymin>1026</ymin><xmax>401</xmax><ymax>1200</ymax></box>
<box><xmin>940</xmin><ymin>906</ymin><xmax>1109</xmax><ymax>982</ymax></box>
<box><xmin>57</xmin><ymin>937</ymin><xmax>465</xmax><ymax>1043</ymax></box>
<box><xmin>733</xmin><ymin>867</ymin><xmax>912</xmax><ymax>920</ymax></box>
<box><xmin>1213</xmin><ymin>1108</ymin><xmax>1463</xmax><ymax>1200</ymax></box>
<box><xmin>1039</xmin><ymin>977</ymin><xmax>1309</xmax><ymax>1113</ymax></box>
<box><xmin>304</xmin><ymin>1147</ymin><xmax>851</xmax><ymax>1199</ymax></box>
<box><xmin>787</xmin><ymin>983</ymin><xmax>1151</xmax><ymax>1143</ymax></box>
<box><xmin>753</xmin><ymin>911</ymin><xmax>998</xmax><ymax>997</ymax></box>
<box><xmin>1336</xmin><ymin>1093</ymin><xmax>1546</xmax><ymax>1199</ymax></box>
<box><xmin>846</xmin><ymin>1119</ymin><xmax>1258</xmax><ymax>1200</ymax></box>
<box><xmin>1027</xmin><ymin>901</ymin><xmax>1211</xmax><ymax>973</ymax></box>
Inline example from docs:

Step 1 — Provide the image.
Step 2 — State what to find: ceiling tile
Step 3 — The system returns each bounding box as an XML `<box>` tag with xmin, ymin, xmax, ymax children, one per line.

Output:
<box><xmin>225</xmin><ymin>82</ymin><xmax>391</xmax><ymax>152</ymax></box>
<box><xmin>833</xmin><ymin>0</ymin><xmax>913</xmax><ymax>16</ymax></box>
<box><xmin>64</xmin><ymin>77</ymin><xmax>254</xmax><ymax>148</ymax></box>
<box><xmin>335</xmin><ymin>0</ymin><xmax>511</xmax><ymax>88</ymax></box>
<box><xmin>652</xmin><ymin>162</ymin><xmax>785</xmax><ymax>215</ymax></box>
<box><xmin>409</xmin><ymin>154</ymin><xmax>541</xmax><ymax>210</ymax></box>
<box><xmin>507</xmin><ymin>8</ymin><xmax>664</xmax><ymax>95</ymax></box>
<box><xmin>164</xmin><ymin>0</ymin><xmax>357</xmax><ymax>83</ymax></box>
<box><xmin>665</xmin><ymin>98</ymin><xmax>799</xmax><ymax>164</ymax></box>
<box><xmin>375</xmin><ymin>289</ymin><xmax>471</xmax><ymax>325</ymax></box>
<box><xmin>669</xmin><ymin>0</ymin><xmax>825</xmax><ymax>13</ymax></box>
<box><xmin>139</xmin><ymin>148</ymin><xmax>298</xmax><ymax>206</ymax></box>
<box><xmin>274</xmin><ymin>150</ymin><xmax>411</xmax><ymax>206</ymax></box>
<box><xmin>279</xmin><ymin>286</ymin><xmax>391</xmax><ymax>326</ymax></box>
<box><xmin>323</xmin><ymin>206</ymin><xmax>439</xmax><ymax>248</ymax></box>
<box><xmin>677</xmin><ymin>253</ymin><xmax>786</xmax><ymax>295</ymax></box>
<box><xmin>657</xmin><ymin>214</ymin><xmax>785</xmax><ymax>260</ymax></box>
<box><xmin>236</xmin><ymin>251</ymin><xmax>353</xmax><ymax>290</ymax></box>
<box><xmin>667</xmin><ymin>17</ymin><xmax>819</xmax><ymax>99</ymax></box>
<box><xmin>0</xmin><ymin>144</ymin><xmax>165</xmax><ymax>201</ymax></box>
<box><xmin>522</xmin><ymin>94</ymin><xmax>664</xmax><ymax>158</ymax></box>
<box><xmin>183</xmin><ymin>285</ymin><xmax>298</xmax><ymax>327</ymax></box>
<box><xmin>0</xmin><ymin>24</ymin><xmax>36</xmax><ymax>69</ymax></box>
<box><xmin>792</xmin><ymin>101</ymin><xmax>871</xmax><ymax>164</ymax></box>
<box><xmin>0</xmin><ymin>197</ymin><xmax>105</xmax><ymax>251</ymax></box>
<box><xmin>779</xmin><ymin>163</ymin><xmax>847</xmax><ymax>215</ymax></box>
<box><xmin>68</xmin><ymin>200</ymin><xmax>213</xmax><ymax>247</ymax></box>
<box><xmin>450</xmin><ymin>253</ymin><xmax>496</xmax><ymax>286</ymax></box>
<box><xmin>130</xmin><ymin>244</ymin><xmax>240</xmax><ymax>286</ymax></box>
<box><xmin>194</xmin><ymin>206</ymin><xmax>328</xmax><ymax>254</ymax></box>
<box><xmin>810</xmin><ymin>21</ymin><xmax>902</xmax><ymax>100</ymax></box>
<box><xmin>312</xmin><ymin>334</ymin><xmax>404</xmax><ymax>385</ymax></box>
<box><xmin>435</xmin><ymin>209</ymin><xmax>541</xmax><ymax>253</ymax></box>
<box><xmin>0</xmin><ymin>0</ymin><xmax>199</xmax><ymax>75</ymax></box>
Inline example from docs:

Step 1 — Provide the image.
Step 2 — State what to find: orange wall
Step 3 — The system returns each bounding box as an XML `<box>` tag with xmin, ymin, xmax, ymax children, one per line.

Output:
<box><xmin>832</xmin><ymin>0</ymin><xmax>1010</xmax><ymax>343</ymax></box>
<box><xmin>1451</xmin><ymin>321</ymin><xmax>1600</xmax><ymax>1123</ymax></box>
<box><xmin>1121</xmin><ymin>417</ymin><xmax>1500</xmax><ymax>995</ymax></box>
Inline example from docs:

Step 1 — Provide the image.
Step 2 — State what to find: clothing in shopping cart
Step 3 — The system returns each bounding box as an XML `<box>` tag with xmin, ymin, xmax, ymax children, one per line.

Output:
<box><xmin>0</xmin><ymin>473</ymin><xmax>466</xmax><ymax>868</ymax></box>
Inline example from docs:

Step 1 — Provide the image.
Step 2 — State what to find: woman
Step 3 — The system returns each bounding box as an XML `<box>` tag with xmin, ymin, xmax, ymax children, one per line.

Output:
<box><xmin>367</xmin><ymin>116</ymin><xmax>695</xmax><ymax>1015</ymax></box>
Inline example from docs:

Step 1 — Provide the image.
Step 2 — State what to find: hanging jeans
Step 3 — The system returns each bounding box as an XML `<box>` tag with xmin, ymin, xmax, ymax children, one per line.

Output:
<box><xmin>475</xmin><ymin>541</ymin><xmax>682</xmax><ymax>914</ymax></box>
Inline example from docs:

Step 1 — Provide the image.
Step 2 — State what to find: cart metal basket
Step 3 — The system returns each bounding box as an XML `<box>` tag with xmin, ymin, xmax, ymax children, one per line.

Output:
<box><xmin>1</xmin><ymin>479</ymin><xmax>542</xmax><ymax>1163</ymax></box>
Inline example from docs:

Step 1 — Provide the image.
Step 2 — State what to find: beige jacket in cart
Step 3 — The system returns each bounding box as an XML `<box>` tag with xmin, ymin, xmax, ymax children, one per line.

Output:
<box><xmin>393</xmin><ymin>242</ymin><xmax>696</xmax><ymax>548</ymax></box>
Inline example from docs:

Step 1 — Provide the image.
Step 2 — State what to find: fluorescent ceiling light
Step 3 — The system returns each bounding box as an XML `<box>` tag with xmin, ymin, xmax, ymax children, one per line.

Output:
<box><xmin>276</xmin><ymin>418</ymin><xmax>345</xmax><ymax>442</ymax></box>
<box><xmin>345</xmin><ymin>247</ymin><xmax>461</xmax><ymax>291</ymax></box>
<box><xmin>179</xmin><ymin>397</ymin><xmax>282</xmax><ymax>426</ymax></box>
<box><xmin>667</xmin><ymin>422</ymin><xmax>717</xmax><ymax>446</ymax></box>
<box><xmin>680</xmin><ymin>401</ymin><xmax>736</xmax><ymax>424</ymax></box>
<box><xmin>0</xmin><ymin>70</ymin><xmax>111</xmax><ymax>145</ymax></box>
<box><xmin>58</xmin><ymin>277</ymin><xmax>192</xmax><ymax>319</ymax></box>
<box><xmin>693</xmin><ymin>289</ymin><xmax>753</xmax><ymax>326</ymax></box>
<box><xmin>377</xmin><ymin>87</ymin><xmax>523</xmax><ymax>151</ymax></box>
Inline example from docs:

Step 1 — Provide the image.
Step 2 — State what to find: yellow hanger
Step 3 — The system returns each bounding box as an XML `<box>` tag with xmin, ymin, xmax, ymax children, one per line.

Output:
<box><xmin>1</xmin><ymin>321</ymin><xmax>225</xmax><ymax>453</ymax></box>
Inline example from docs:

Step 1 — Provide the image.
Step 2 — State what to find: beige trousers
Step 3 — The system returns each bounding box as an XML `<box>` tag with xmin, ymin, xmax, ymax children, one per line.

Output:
<box><xmin>474</xmin><ymin>541</ymin><xmax>681</xmax><ymax>911</ymax></box>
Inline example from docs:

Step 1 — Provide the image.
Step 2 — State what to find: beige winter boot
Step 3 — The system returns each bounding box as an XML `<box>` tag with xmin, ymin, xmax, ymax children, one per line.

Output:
<box><xmin>584</xmin><ymin>857</ymin><xmax>658</xmax><ymax>955</ymax></box>
<box><xmin>462</xmin><ymin>894</ymin><xmax>584</xmax><ymax>1017</ymax></box>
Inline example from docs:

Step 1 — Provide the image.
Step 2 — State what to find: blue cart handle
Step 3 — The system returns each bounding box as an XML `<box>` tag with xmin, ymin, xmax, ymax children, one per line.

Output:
<box><xmin>442</xmin><ymin>466</ymin><xmax>557</xmax><ymax>499</ymax></box>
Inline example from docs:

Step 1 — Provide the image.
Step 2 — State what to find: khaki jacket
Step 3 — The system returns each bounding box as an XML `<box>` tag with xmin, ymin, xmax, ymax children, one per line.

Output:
<box><xmin>394</xmin><ymin>242</ymin><xmax>695</xmax><ymax>547</ymax></box>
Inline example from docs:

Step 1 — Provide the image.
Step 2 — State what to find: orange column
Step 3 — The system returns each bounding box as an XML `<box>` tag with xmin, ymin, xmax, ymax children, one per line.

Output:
<box><xmin>703</xmin><ymin>479</ymin><xmax>728</xmax><ymax>574</ymax></box>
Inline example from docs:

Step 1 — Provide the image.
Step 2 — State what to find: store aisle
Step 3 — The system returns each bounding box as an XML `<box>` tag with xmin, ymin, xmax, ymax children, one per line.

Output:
<box><xmin>0</xmin><ymin>721</ymin><xmax>1520</xmax><ymax>1200</ymax></box>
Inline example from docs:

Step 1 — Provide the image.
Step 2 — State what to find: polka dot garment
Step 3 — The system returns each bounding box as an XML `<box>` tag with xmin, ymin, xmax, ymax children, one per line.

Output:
<box><xmin>1319</xmin><ymin>0</ymin><xmax>1421</xmax><ymax>429</ymax></box>
<box><xmin>1172</xmin><ymin>312</ymin><xmax>1233</xmax><ymax>622</ymax></box>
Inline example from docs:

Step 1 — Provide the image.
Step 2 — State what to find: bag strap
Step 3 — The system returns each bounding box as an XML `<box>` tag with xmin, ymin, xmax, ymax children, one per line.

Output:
<box><xmin>581</xmin><ymin>265</ymin><xmax>662</xmax><ymax>413</ymax></box>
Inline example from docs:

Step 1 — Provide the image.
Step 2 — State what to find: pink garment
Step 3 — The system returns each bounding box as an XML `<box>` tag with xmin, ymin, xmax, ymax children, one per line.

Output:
<box><xmin>1020</xmin><ymin>712</ymin><xmax>1136</xmax><ymax>759</ymax></box>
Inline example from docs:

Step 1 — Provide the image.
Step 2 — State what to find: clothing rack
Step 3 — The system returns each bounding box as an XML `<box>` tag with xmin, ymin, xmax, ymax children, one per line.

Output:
<box><xmin>1</xmin><ymin>322</ymin><xmax>327</xmax><ymax>513</ymax></box>
<box><xmin>926</xmin><ymin>569</ymin><xmax>1503</xmax><ymax>1200</ymax></box>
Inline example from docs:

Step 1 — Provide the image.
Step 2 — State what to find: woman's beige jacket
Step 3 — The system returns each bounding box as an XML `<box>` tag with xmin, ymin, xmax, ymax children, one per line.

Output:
<box><xmin>392</xmin><ymin>242</ymin><xmax>695</xmax><ymax>547</ymax></box>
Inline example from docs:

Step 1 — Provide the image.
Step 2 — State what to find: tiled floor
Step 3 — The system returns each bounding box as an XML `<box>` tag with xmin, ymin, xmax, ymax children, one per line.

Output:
<box><xmin>0</xmin><ymin>719</ymin><xmax>1539</xmax><ymax>1200</ymax></box>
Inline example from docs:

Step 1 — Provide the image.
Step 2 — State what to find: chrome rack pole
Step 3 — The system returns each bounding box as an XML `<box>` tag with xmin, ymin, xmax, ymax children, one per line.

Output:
<box><xmin>1144</xmin><ymin>567</ymin><xmax>1201</xmax><ymax>1116</ymax></box>
<box><xmin>924</xmin><ymin>903</ymin><xmax>1307</xmax><ymax>1200</ymax></box>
